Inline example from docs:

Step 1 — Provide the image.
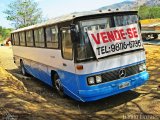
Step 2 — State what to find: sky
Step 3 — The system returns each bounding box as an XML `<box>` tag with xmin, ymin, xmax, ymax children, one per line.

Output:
<box><xmin>0</xmin><ymin>0</ymin><xmax>129</xmax><ymax>28</ymax></box>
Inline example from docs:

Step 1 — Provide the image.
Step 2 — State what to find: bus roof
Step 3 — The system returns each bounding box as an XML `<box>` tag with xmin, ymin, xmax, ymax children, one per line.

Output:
<box><xmin>12</xmin><ymin>10</ymin><xmax>137</xmax><ymax>33</ymax></box>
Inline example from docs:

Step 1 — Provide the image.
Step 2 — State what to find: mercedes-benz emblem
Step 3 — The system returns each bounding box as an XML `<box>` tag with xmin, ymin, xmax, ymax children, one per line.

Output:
<box><xmin>119</xmin><ymin>69</ymin><xmax>126</xmax><ymax>78</ymax></box>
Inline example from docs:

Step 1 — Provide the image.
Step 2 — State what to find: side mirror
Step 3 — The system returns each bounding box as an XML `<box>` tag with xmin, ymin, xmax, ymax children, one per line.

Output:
<box><xmin>70</xmin><ymin>24</ymin><xmax>79</xmax><ymax>43</ymax></box>
<box><xmin>70</xmin><ymin>24</ymin><xmax>79</xmax><ymax>32</ymax></box>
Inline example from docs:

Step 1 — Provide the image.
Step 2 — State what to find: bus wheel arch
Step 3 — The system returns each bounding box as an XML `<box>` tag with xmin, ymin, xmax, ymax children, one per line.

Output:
<box><xmin>51</xmin><ymin>70</ymin><xmax>65</xmax><ymax>97</ymax></box>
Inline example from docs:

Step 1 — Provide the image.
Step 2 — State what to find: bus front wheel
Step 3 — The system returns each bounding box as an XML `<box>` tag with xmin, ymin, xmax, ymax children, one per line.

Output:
<box><xmin>53</xmin><ymin>74</ymin><xmax>65</xmax><ymax>97</ymax></box>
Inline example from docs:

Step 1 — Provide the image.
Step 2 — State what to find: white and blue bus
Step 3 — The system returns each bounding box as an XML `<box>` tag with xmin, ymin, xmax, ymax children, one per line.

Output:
<box><xmin>11</xmin><ymin>10</ymin><xmax>149</xmax><ymax>102</ymax></box>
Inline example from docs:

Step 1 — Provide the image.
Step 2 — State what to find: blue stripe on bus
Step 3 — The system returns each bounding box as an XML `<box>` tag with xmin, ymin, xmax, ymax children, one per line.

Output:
<box><xmin>23</xmin><ymin>61</ymin><xmax>149</xmax><ymax>102</ymax></box>
<box><xmin>24</xmin><ymin>64</ymin><xmax>53</xmax><ymax>85</ymax></box>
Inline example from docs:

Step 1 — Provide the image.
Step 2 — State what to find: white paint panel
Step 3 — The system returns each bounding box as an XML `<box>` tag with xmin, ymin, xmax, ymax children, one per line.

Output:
<box><xmin>12</xmin><ymin>46</ymin><xmax>75</xmax><ymax>73</ymax></box>
<box><xmin>75</xmin><ymin>50</ymin><xmax>146</xmax><ymax>75</ymax></box>
<box><xmin>13</xmin><ymin>46</ymin><xmax>145</xmax><ymax>75</ymax></box>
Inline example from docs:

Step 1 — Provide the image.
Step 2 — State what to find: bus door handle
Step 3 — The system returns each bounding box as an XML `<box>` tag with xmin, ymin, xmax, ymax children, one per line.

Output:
<box><xmin>63</xmin><ymin>63</ymin><xmax>67</xmax><ymax>67</ymax></box>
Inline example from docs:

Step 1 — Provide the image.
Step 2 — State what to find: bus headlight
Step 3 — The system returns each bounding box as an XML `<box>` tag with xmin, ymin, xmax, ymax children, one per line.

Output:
<box><xmin>87</xmin><ymin>77</ymin><xmax>95</xmax><ymax>85</ymax></box>
<box><xmin>96</xmin><ymin>75</ymin><xmax>102</xmax><ymax>83</ymax></box>
<box><xmin>139</xmin><ymin>63</ymin><xmax>146</xmax><ymax>71</ymax></box>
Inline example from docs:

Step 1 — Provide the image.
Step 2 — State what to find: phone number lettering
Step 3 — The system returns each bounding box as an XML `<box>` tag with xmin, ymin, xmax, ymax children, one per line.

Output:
<box><xmin>96</xmin><ymin>40</ymin><xmax>142</xmax><ymax>56</ymax></box>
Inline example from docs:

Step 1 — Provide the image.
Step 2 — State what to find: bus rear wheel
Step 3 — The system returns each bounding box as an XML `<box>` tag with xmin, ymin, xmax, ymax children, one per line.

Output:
<box><xmin>53</xmin><ymin>74</ymin><xmax>65</xmax><ymax>97</ymax></box>
<box><xmin>20</xmin><ymin>60</ymin><xmax>27</xmax><ymax>76</ymax></box>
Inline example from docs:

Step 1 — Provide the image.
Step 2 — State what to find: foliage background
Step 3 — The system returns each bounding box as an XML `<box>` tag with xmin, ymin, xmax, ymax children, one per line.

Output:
<box><xmin>138</xmin><ymin>6</ymin><xmax>160</xmax><ymax>20</ymax></box>
<box><xmin>3</xmin><ymin>0</ymin><xmax>43</xmax><ymax>29</ymax></box>
<box><xmin>0</xmin><ymin>26</ymin><xmax>12</xmax><ymax>42</ymax></box>
<box><xmin>1</xmin><ymin>1</ymin><xmax>160</xmax><ymax>42</ymax></box>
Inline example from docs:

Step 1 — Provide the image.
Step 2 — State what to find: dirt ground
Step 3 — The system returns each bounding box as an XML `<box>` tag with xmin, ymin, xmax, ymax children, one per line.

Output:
<box><xmin>0</xmin><ymin>46</ymin><xmax>159</xmax><ymax>120</ymax></box>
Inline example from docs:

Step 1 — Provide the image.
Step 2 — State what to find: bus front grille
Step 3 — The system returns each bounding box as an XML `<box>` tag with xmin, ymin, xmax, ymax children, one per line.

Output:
<box><xmin>101</xmin><ymin>63</ymin><xmax>141</xmax><ymax>83</ymax></box>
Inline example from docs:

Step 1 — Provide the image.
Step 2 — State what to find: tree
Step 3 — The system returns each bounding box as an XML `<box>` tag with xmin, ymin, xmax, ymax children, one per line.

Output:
<box><xmin>0</xmin><ymin>26</ymin><xmax>12</xmax><ymax>41</ymax></box>
<box><xmin>138</xmin><ymin>5</ymin><xmax>160</xmax><ymax>19</ymax></box>
<box><xmin>138</xmin><ymin>5</ymin><xmax>150</xmax><ymax>19</ymax></box>
<box><xmin>4</xmin><ymin>0</ymin><xmax>43</xmax><ymax>29</ymax></box>
<box><xmin>149</xmin><ymin>6</ymin><xmax>160</xmax><ymax>19</ymax></box>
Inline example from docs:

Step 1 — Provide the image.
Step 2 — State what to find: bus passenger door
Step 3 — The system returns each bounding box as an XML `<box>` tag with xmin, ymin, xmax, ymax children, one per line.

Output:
<box><xmin>59</xmin><ymin>26</ymin><xmax>78</xmax><ymax>99</ymax></box>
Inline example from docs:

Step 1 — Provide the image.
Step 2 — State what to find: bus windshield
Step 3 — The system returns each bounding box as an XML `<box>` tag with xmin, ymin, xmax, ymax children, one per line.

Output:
<box><xmin>76</xmin><ymin>14</ymin><xmax>141</xmax><ymax>62</ymax></box>
<box><xmin>114</xmin><ymin>15</ymin><xmax>138</xmax><ymax>27</ymax></box>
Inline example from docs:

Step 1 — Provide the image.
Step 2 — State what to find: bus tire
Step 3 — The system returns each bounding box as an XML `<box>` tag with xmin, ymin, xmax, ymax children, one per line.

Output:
<box><xmin>20</xmin><ymin>60</ymin><xmax>27</xmax><ymax>76</ymax></box>
<box><xmin>53</xmin><ymin>74</ymin><xmax>65</xmax><ymax>97</ymax></box>
<box><xmin>153</xmin><ymin>34</ymin><xmax>158</xmax><ymax>39</ymax></box>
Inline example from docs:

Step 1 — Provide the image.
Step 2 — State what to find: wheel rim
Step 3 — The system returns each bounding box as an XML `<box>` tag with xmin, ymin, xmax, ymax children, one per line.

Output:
<box><xmin>21</xmin><ymin>64</ymin><xmax>25</xmax><ymax>75</ymax></box>
<box><xmin>55</xmin><ymin>78</ymin><xmax>62</xmax><ymax>92</ymax></box>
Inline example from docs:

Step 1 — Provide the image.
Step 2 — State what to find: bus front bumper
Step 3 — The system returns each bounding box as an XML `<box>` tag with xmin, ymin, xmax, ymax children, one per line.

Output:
<box><xmin>78</xmin><ymin>71</ymin><xmax>149</xmax><ymax>102</ymax></box>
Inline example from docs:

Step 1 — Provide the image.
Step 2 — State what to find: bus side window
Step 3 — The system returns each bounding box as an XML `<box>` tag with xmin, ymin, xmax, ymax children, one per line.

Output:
<box><xmin>34</xmin><ymin>28</ymin><xmax>45</xmax><ymax>48</ymax></box>
<box><xmin>26</xmin><ymin>30</ymin><xmax>34</xmax><ymax>47</ymax></box>
<box><xmin>11</xmin><ymin>34</ymin><xmax>15</xmax><ymax>45</ymax></box>
<box><xmin>14</xmin><ymin>33</ymin><xmax>20</xmax><ymax>46</ymax></box>
<box><xmin>19</xmin><ymin>32</ymin><xmax>26</xmax><ymax>46</ymax></box>
<box><xmin>61</xmin><ymin>28</ymin><xmax>73</xmax><ymax>60</ymax></box>
<box><xmin>51</xmin><ymin>27</ymin><xmax>59</xmax><ymax>48</ymax></box>
<box><xmin>46</xmin><ymin>27</ymin><xmax>52</xmax><ymax>48</ymax></box>
<box><xmin>46</xmin><ymin>26</ymin><xmax>59</xmax><ymax>49</ymax></box>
